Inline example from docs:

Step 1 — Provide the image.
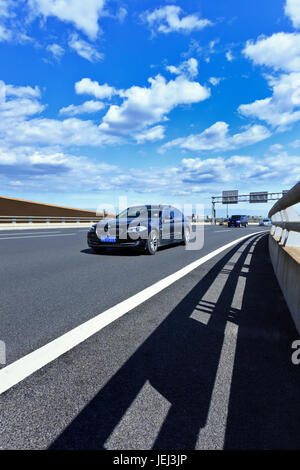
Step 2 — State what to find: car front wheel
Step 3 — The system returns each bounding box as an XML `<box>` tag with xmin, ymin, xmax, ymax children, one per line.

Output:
<box><xmin>146</xmin><ymin>230</ymin><xmax>158</xmax><ymax>255</ymax></box>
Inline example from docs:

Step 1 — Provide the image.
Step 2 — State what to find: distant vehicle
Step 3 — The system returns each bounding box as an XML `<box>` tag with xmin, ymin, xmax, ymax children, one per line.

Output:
<box><xmin>219</xmin><ymin>219</ymin><xmax>228</xmax><ymax>226</ymax></box>
<box><xmin>87</xmin><ymin>205</ymin><xmax>192</xmax><ymax>255</ymax></box>
<box><xmin>228</xmin><ymin>215</ymin><xmax>248</xmax><ymax>228</ymax></box>
<box><xmin>259</xmin><ymin>218</ymin><xmax>272</xmax><ymax>226</ymax></box>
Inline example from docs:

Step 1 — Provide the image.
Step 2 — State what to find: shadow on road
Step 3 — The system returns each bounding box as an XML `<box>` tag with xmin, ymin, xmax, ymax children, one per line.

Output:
<box><xmin>81</xmin><ymin>248</ymin><xmax>142</xmax><ymax>256</ymax></box>
<box><xmin>81</xmin><ymin>243</ymin><xmax>183</xmax><ymax>257</ymax></box>
<box><xmin>51</xmin><ymin>234</ymin><xmax>300</xmax><ymax>450</ymax></box>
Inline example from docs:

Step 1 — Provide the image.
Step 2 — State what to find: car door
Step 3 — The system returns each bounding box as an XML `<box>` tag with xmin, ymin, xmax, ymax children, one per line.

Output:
<box><xmin>161</xmin><ymin>208</ymin><xmax>175</xmax><ymax>244</ymax></box>
<box><xmin>173</xmin><ymin>208</ymin><xmax>184</xmax><ymax>241</ymax></box>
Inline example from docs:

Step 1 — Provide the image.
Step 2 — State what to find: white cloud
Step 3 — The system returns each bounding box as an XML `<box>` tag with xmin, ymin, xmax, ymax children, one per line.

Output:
<box><xmin>117</xmin><ymin>7</ymin><xmax>127</xmax><ymax>23</ymax></box>
<box><xmin>241</xmin><ymin>28</ymin><xmax>300</xmax><ymax>129</ymax></box>
<box><xmin>75</xmin><ymin>77</ymin><xmax>118</xmax><ymax>99</ymax></box>
<box><xmin>142</xmin><ymin>5</ymin><xmax>212</xmax><ymax>34</ymax></box>
<box><xmin>26</xmin><ymin>150</ymin><xmax>116</xmax><ymax>172</ymax></box>
<box><xmin>285</xmin><ymin>0</ymin><xmax>300</xmax><ymax>29</ymax></box>
<box><xmin>59</xmin><ymin>100</ymin><xmax>105</xmax><ymax>116</ymax></box>
<box><xmin>0</xmin><ymin>97</ymin><xmax>44</xmax><ymax>120</ymax></box>
<box><xmin>0</xmin><ymin>80</ymin><xmax>44</xmax><ymax>119</ymax></box>
<box><xmin>1</xmin><ymin>143</ymin><xmax>299</xmax><ymax>196</ymax></box>
<box><xmin>0</xmin><ymin>74</ymin><xmax>208</xmax><ymax>151</ymax></box>
<box><xmin>0</xmin><ymin>144</ymin><xmax>120</xmax><ymax>196</ymax></box>
<box><xmin>0</xmin><ymin>0</ymin><xmax>19</xmax><ymax>42</ymax></box>
<box><xmin>0</xmin><ymin>80</ymin><xmax>41</xmax><ymax>103</ymax></box>
<box><xmin>133</xmin><ymin>125</ymin><xmax>165</xmax><ymax>144</ymax></box>
<box><xmin>246</xmin><ymin>153</ymin><xmax>300</xmax><ymax>184</ymax></box>
<box><xmin>0</xmin><ymin>79</ymin><xmax>117</xmax><ymax>148</ymax></box>
<box><xmin>243</xmin><ymin>32</ymin><xmax>300</xmax><ymax>72</ymax></box>
<box><xmin>0</xmin><ymin>0</ymin><xmax>14</xmax><ymax>18</ymax></box>
<box><xmin>46</xmin><ymin>43</ymin><xmax>64</xmax><ymax>60</ymax></box>
<box><xmin>208</xmin><ymin>77</ymin><xmax>223</xmax><ymax>86</ymax></box>
<box><xmin>160</xmin><ymin>121</ymin><xmax>271</xmax><ymax>153</ymax></box>
<box><xmin>180</xmin><ymin>153</ymin><xmax>300</xmax><ymax>187</ymax></box>
<box><xmin>166</xmin><ymin>58</ymin><xmax>198</xmax><ymax>78</ymax></box>
<box><xmin>225</xmin><ymin>50</ymin><xmax>234</xmax><ymax>62</ymax></box>
<box><xmin>0</xmin><ymin>81</ymin><xmax>41</xmax><ymax>99</ymax></box>
<box><xmin>68</xmin><ymin>33</ymin><xmax>103</xmax><ymax>61</ymax></box>
<box><xmin>290</xmin><ymin>139</ymin><xmax>300</xmax><ymax>148</ymax></box>
<box><xmin>99</xmin><ymin>73</ymin><xmax>210</xmax><ymax>135</ymax></box>
<box><xmin>239</xmin><ymin>72</ymin><xmax>300</xmax><ymax>128</ymax></box>
<box><xmin>180</xmin><ymin>157</ymin><xmax>229</xmax><ymax>183</ymax></box>
<box><xmin>3</xmin><ymin>117</ymin><xmax>117</xmax><ymax>147</ymax></box>
<box><xmin>269</xmin><ymin>144</ymin><xmax>284</xmax><ymax>153</ymax></box>
<box><xmin>209</xmin><ymin>39</ymin><xmax>218</xmax><ymax>50</ymax></box>
<box><xmin>0</xmin><ymin>24</ymin><xmax>11</xmax><ymax>41</ymax></box>
<box><xmin>0</xmin><ymin>149</ymin><xmax>17</xmax><ymax>164</ymax></box>
<box><xmin>28</xmin><ymin>0</ymin><xmax>106</xmax><ymax>40</ymax></box>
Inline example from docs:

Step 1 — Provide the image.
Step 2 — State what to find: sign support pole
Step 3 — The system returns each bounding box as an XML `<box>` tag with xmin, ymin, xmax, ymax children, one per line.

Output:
<box><xmin>212</xmin><ymin>197</ymin><xmax>216</xmax><ymax>225</ymax></box>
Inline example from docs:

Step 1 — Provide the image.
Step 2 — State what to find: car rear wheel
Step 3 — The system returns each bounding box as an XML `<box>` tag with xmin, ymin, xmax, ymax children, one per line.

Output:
<box><xmin>145</xmin><ymin>230</ymin><xmax>158</xmax><ymax>255</ymax></box>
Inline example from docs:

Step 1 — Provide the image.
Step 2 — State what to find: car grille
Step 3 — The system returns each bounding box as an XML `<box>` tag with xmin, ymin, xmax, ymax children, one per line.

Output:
<box><xmin>88</xmin><ymin>229</ymin><xmax>135</xmax><ymax>244</ymax></box>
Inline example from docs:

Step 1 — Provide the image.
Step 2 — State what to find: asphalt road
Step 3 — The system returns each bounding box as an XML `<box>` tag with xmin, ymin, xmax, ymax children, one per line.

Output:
<box><xmin>1</xmin><ymin>224</ymin><xmax>299</xmax><ymax>450</ymax></box>
<box><xmin>0</xmin><ymin>225</ymin><xmax>266</xmax><ymax>365</ymax></box>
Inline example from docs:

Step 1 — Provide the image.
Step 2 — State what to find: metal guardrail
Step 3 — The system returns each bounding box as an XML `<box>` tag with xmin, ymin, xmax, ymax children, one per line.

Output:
<box><xmin>268</xmin><ymin>181</ymin><xmax>300</xmax><ymax>246</ymax></box>
<box><xmin>0</xmin><ymin>216</ymin><xmax>103</xmax><ymax>224</ymax></box>
<box><xmin>269</xmin><ymin>181</ymin><xmax>300</xmax><ymax>219</ymax></box>
<box><xmin>270</xmin><ymin>222</ymin><xmax>300</xmax><ymax>232</ymax></box>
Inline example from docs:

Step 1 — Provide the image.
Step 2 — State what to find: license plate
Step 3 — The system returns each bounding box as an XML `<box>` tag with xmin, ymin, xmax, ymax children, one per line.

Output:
<box><xmin>100</xmin><ymin>236</ymin><xmax>117</xmax><ymax>243</ymax></box>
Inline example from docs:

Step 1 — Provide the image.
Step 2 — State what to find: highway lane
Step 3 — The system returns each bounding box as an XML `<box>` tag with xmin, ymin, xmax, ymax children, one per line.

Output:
<box><xmin>0</xmin><ymin>225</ymin><xmax>267</xmax><ymax>366</ymax></box>
<box><xmin>1</xmin><ymin>227</ymin><xmax>299</xmax><ymax>450</ymax></box>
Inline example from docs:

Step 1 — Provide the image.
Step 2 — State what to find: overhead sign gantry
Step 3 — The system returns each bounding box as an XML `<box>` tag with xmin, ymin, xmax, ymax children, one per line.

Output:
<box><xmin>211</xmin><ymin>190</ymin><xmax>288</xmax><ymax>224</ymax></box>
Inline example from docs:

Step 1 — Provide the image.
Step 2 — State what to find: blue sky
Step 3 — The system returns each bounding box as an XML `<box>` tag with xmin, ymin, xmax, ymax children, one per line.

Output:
<box><xmin>0</xmin><ymin>0</ymin><xmax>300</xmax><ymax>216</ymax></box>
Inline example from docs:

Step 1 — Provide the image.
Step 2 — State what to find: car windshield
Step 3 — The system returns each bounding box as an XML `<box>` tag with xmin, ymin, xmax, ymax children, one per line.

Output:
<box><xmin>231</xmin><ymin>215</ymin><xmax>242</xmax><ymax>219</ymax></box>
<box><xmin>117</xmin><ymin>206</ymin><xmax>160</xmax><ymax>219</ymax></box>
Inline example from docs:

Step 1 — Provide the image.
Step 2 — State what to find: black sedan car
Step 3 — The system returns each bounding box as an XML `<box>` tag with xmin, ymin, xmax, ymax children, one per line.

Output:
<box><xmin>87</xmin><ymin>205</ymin><xmax>191</xmax><ymax>255</ymax></box>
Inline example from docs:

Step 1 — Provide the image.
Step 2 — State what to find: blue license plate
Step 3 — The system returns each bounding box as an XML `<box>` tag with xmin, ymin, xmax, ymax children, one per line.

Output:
<box><xmin>100</xmin><ymin>236</ymin><xmax>116</xmax><ymax>243</ymax></box>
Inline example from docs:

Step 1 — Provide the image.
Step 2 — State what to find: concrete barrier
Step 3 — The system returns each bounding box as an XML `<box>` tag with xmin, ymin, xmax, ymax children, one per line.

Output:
<box><xmin>269</xmin><ymin>234</ymin><xmax>300</xmax><ymax>334</ymax></box>
<box><xmin>268</xmin><ymin>181</ymin><xmax>300</xmax><ymax>334</ymax></box>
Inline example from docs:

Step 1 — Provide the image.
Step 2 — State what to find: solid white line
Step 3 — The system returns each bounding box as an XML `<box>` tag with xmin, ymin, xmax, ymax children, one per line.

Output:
<box><xmin>0</xmin><ymin>231</ymin><xmax>61</xmax><ymax>236</ymax></box>
<box><xmin>0</xmin><ymin>230</ymin><xmax>265</xmax><ymax>395</ymax></box>
<box><xmin>0</xmin><ymin>233</ymin><xmax>76</xmax><ymax>240</ymax></box>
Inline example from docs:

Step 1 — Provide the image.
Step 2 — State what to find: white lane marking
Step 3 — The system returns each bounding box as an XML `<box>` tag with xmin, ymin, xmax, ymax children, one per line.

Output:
<box><xmin>0</xmin><ymin>231</ymin><xmax>61</xmax><ymax>236</ymax></box>
<box><xmin>0</xmin><ymin>231</ymin><xmax>265</xmax><ymax>395</ymax></box>
<box><xmin>0</xmin><ymin>233</ymin><xmax>76</xmax><ymax>240</ymax></box>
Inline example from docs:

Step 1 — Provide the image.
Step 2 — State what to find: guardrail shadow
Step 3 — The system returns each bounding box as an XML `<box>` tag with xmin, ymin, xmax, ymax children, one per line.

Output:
<box><xmin>224</xmin><ymin>241</ymin><xmax>300</xmax><ymax>449</ymax></box>
<box><xmin>50</xmin><ymin>233</ymin><xmax>299</xmax><ymax>450</ymax></box>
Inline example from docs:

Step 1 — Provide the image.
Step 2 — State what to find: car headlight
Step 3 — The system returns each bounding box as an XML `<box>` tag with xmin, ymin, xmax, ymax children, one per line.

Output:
<box><xmin>89</xmin><ymin>224</ymin><xmax>97</xmax><ymax>232</ymax></box>
<box><xmin>127</xmin><ymin>225</ymin><xmax>148</xmax><ymax>233</ymax></box>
